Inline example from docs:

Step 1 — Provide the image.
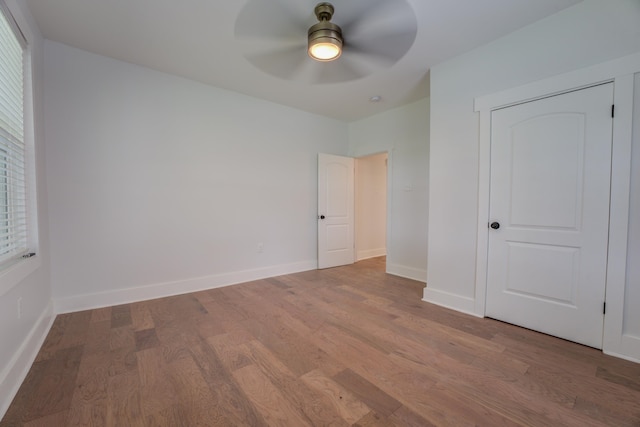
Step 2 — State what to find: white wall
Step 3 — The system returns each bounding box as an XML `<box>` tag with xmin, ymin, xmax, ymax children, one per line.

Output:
<box><xmin>626</xmin><ymin>72</ymin><xmax>640</xmax><ymax>339</ymax></box>
<box><xmin>0</xmin><ymin>0</ymin><xmax>53</xmax><ymax>418</ymax></box>
<box><xmin>355</xmin><ymin>153</ymin><xmax>387</xmax><ymax>260</ymax></box>
<box><xmin>44</xmin><ymin>41</ymin><xmax>349</xmax><ymax>311</ymax></box>
<box><xmin>349</xmin><ymin>98</ymin><xmax>429</xmax><ymax>281</ymax></box>
<box><xmin>426</xmin><ymin>0</ymin><xmax>640</xmax><ymax>337</ymax></box>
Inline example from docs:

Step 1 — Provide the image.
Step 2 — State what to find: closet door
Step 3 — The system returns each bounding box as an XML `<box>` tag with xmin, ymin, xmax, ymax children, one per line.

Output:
<box><xmin>486</xmin><ymin>83</ymin><xmax>613</xmax><ymax>348</ymax></box>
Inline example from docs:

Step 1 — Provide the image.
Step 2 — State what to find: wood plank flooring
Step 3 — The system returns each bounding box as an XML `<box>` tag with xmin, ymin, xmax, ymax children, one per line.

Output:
<box><xmin>2</xmin><ymin>257</ymin><xmax>640</xmax><ymax>426</ymax></box>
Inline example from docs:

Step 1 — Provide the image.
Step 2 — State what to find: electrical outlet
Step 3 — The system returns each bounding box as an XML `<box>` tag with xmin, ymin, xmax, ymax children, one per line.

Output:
<box><xmin>257</xmin><ymin>243</ymin><xmax>264</xmax><ymax>253</ymax></box>
<box><xmin>17</xmin><ymin>297</ymin><xmax>22</xmax><ymax>319</ymax></box>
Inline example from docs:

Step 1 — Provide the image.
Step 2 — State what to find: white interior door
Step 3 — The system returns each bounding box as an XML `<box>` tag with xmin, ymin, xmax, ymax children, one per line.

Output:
<box><xmin>486</xmin><ymin>83</ymin><xmax>613</xmax><ymax>349</ymax></box>
<box><xmin>318</xmin><ymin>153</ymin><xmax>354</xmax><ymax>269</ymax></box>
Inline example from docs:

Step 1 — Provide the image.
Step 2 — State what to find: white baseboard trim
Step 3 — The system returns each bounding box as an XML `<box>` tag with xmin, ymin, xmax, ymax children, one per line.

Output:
<box><xmin>0</xmin><ymin>300</ymin><xmax>55</xmax><ymax>420</ymax></box>
<box><xmin>386</xmin><ymin>263</ymin><xmax>427</xmax><ymax>282</ymax></box>
<box><xmin>603</xmin><ymin>349</ymin><xmax>640</xmax><ymax>364</ymax></box>
<box><xmin>603</xmin><ymin>333</ymin><xmax>640</xmax><ymax>364</ymax></box>
<box><xmin>54</xmin><ymin>260</ymin><xmax>318</xmax><ymax>313</ymax></box>
<box><xmin>356</xmin><ymin>248</ymin><xmax>386</xmax><ymax>261</ymax></box>
<box><xmin>422</xmin><ymin>287</ymin><xmax>481</xmax><ymax>318</ymax></box>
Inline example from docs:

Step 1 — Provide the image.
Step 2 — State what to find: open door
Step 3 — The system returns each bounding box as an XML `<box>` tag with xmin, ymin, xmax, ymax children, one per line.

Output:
<box><xmin>318</xmin><ymin>153</ymin><xmax>354</xmax><ymax>269</ymax></box>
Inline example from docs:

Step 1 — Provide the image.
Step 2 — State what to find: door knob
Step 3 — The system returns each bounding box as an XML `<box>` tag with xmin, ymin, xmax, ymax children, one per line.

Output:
<box><xmin>490</xmin><ymin>222</ymin><xmax>500</xmax><ymax>230</ymax></box>
<box><xmin>319</xmin><ymin>215</ymin><xmax>325</xmax><ymax>220</ymax></box>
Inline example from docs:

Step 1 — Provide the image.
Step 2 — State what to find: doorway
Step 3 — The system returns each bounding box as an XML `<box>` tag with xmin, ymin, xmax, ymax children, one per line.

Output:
<box><xmin>355</xmin><ymin>153</ymin><xmax>388</xmax><ymax>264</ymax></box>
<box><xmin>317</xmin><ymin>152</ymin><xmax>388</xmax><ymax>270</ymax></box>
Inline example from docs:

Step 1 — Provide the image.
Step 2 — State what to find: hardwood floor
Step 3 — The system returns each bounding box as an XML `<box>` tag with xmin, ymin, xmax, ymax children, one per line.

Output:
<box><xmin>2</xmin><ymin>257</ymin><xmax>640</xmax><ymax>426</ymax></box>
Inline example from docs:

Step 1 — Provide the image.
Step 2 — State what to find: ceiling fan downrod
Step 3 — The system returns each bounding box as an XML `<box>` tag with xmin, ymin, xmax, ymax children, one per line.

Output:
<box><xmin>314</xmin><ymin>2</ymin><xmax>334</xmax><ymax>22</ymax></box>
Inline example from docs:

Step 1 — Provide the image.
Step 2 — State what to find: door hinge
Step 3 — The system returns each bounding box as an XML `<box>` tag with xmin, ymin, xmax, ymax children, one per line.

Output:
<box><xmin>603</xmin><ymin>301</ymin><xmax>606</xmax><ymax>315</ymax></box>
<box><xmin>611</xmin><ymin>105</ymin><xmax>615</xmax><ymax>118</ymax></box>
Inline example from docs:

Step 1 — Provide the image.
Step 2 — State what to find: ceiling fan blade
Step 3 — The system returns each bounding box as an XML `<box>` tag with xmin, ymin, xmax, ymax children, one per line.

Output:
<box><xmin>311</xmin><ymin>55</ymin><xmax>369</xmax><ymax>84</ymax></box>
<box><xmin>345</xmin><ymin>29</ymin><xmax>417</xmax><ymax>65</ymax></box>
<box><xmin>336</xmin><ymin>0</ymin><xmax>390</xmax><ymax>35</ymax></box>
<box><xmin>245</xmin><ymin>44</ymin><xmax>309</xmax><ymax>81</ymax></box>
<box><xmin>234</xmin><ymin>0</ymin><xmax>310</xmax><ymax>42</ymax></box>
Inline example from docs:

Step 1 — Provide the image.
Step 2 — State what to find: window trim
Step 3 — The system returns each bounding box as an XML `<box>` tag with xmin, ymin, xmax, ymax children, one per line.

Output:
<box><xmin>0</xmin><ymin>0</ymin><xmax>40</xmax><ymax>297</ymax></box>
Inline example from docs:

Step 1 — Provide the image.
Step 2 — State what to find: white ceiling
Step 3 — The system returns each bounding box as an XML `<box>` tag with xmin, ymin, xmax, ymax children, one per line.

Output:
<box><xmin>24</xmin><ymin>0</ymin><xmax>583</xmax><ymax>122</ymax></box>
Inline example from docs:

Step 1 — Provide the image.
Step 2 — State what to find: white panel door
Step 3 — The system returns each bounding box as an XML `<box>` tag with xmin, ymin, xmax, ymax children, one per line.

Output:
<box><xmin>486</xmin><ymin>83</ymin><xmax>613</xmax><ymax>349</ymax></box>
<box><xmin>318</xmin><ymin>153</ymin><xmax>354</xmax><ymax>269</ymax></box>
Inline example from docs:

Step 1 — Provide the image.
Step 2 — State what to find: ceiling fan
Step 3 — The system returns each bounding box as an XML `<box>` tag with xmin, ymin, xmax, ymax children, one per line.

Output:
<box><xmin>234</xmin><ymin>0</ymin><xmax>418</xmax><ymax>84</ymax></box>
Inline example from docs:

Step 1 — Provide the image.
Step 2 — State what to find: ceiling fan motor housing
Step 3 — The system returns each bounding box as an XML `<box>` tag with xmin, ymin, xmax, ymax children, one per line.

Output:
<box><xmin>308</xmin><ymin>2</ymin><xmax>343</xmax><ymax>61</ymax></box>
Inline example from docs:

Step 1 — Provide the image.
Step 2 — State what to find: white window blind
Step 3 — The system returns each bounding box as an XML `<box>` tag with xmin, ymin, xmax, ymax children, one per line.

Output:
<box><xmin>0</xmin><ymin>2</ymin><xmax>27</xmax><ymax>266</ymax></box>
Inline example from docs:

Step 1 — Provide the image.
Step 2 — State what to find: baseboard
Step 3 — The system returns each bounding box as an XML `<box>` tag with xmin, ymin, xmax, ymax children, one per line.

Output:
<box><xmin>54</xmin><ymin>260</ymin><xmax>318</xmax><ymax>313</ymax></box>
<box><xmin>386</xmin><ymin>263</ymin><xmax>427</xmax><ymax>282</ymax></box>
<box><xmin>422</xmin><ymin>287</ymin><xmax>481</xmax><ymax>318</ymax></box>
<box><xmin>603</xmin><ymin>350</ymin><xmax>640</xmax><ymax>364</ymax></box>
<box><xmin>603</xmin><ymin>333</ymin><xmax>640</xmax><ymax>364</ymax></box>
<box><xmin>0</xmin><ymin>300</ymin><xmax>55</xmax><ymax>419</ymax></box>
<box><xmin>356</xmin><ymin>248</ymin><xmax>386</xmax><ymax>261</ymax></box>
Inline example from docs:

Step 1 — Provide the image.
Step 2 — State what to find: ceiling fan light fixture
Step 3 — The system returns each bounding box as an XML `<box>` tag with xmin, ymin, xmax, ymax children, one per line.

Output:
<box><xmin>308</xmin><ymin>34</ymin><xmax>342</xmax><ymax>61</ymax></box>
<box><xmin>308</xmin><ymin>3</ymin><xmax>343</xmax><ymax>62</ymax></box>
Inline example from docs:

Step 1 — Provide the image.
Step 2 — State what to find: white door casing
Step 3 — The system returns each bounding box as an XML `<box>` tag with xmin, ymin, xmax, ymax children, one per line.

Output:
<box><xmin>318</xmin><ymin>153</ymin><xmax>354</xmax><ymax>269</ymax></box>
<box><xmin>486</xmin><ymin>83</ymin><xmax>613</xmax><ymax>349</ymax></box>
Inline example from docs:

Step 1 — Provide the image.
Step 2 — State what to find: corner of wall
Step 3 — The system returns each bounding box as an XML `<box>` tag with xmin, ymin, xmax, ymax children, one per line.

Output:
<box><xmin>0</xmin><ymin>300</ymin><xmax>55</xmax><ymax>419</ymax></box>
<box><xmin>387</xmin><ymin>263</ymin><xmax>426</xmax><ymax>283</ymax></box>
<box><xmin>422</xmin><ymin>286</ymin><xmax>480</xmax><ymax>318</ymax></box>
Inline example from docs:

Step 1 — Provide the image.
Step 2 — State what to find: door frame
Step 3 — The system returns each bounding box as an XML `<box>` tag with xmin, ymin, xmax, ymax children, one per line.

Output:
<box><xmin>474</xmin><ymin>52</ymin><xmax>640</xmax><ymax>360</ymax></box>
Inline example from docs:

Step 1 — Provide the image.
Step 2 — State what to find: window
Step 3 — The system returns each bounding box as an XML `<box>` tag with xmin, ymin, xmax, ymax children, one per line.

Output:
<box><xmin>0</xmin><ymin>1</ymin><xmax>28</xmax><ymax>267</ymax></box>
